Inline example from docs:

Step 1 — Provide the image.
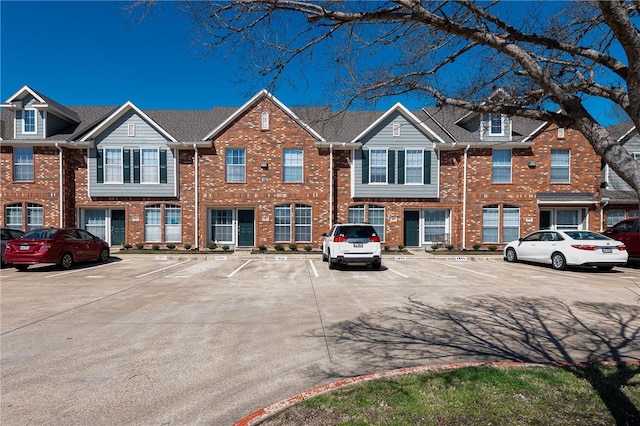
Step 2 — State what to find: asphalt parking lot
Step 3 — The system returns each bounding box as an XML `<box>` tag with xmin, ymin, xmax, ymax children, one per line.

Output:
<box><xmin>2</xmin><ymin>251</ymin><xmax>640</xmax><ymax>425</ymax></box>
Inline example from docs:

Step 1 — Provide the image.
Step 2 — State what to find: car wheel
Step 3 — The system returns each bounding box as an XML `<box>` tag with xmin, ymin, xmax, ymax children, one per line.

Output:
<box><xmin>505</xmin><ymin>247</ymin><xmax>518</xmax><ymax>262</ymax></box>
<box><xmin>99</xmin><ymin>248</ymin><xmax>110</xmax><ymax>262</ymax></box>
<box><xmin>372</xmin><ymin>260</ymin><xmax>381</xmax><ymax>270</ymax></box>
<box><xmin>15</xmin><ymin>264</ymin><xmax>28</xmax><ymax>271</ymax></box>
<box><xmin>328</xmin><ymin>252</ymin><xmax>337</xmax><ymax>270</ymax></box>
<box><xmin>59</xmin><ymin>252</ymin><xmax>74</xmax><ymax>270</ymax></box>
<box><xmin>551</xmin><ymin>252</ymin><xmax>566</xmax><ymax>270</ymax></box>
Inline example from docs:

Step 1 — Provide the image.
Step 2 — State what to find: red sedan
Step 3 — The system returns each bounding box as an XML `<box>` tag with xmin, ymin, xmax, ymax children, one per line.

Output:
<box><xmin>4</xmin><ymin>228</ymin><xmax>110</xmax><ymax>271</ymax></box>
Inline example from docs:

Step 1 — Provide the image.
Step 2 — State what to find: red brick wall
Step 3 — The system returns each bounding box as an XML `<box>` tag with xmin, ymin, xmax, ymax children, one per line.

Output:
<box><xmin>0</xmin><ymin>145</ymin><xmax>62</xmax><ymax>228</ymax></box>
<box><xmin>197</xmin><ymin>98</ymin><xmax>331</xmax><ymax>249</ymax></box>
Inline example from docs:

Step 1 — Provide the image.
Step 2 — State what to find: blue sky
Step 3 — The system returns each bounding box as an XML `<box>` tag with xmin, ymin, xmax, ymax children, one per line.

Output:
<box><xmin>0</xmin><ymin>1</ymin><xmax>624</xmax><ymax>124</ymax></box>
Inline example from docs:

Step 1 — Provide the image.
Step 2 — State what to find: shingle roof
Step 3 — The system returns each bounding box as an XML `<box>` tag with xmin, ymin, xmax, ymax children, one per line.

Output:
<box><xmin>601</xmin><ymin>189</ymin><xmax>639</xmax><ymax>204</ymax></box>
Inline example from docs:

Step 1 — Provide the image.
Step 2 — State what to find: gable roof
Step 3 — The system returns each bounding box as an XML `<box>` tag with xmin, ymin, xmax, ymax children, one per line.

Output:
<box><xmin>348</xmin><ymin>102</ymin><xmax>446</xmax><ymax>144</ymax></box>
<box><xmin>1</xmin><ymin>85</ymin><xmax>80</xmax><ymax>123</ymax></box>
<box><xmin>78</xmin><ymin>101</ymin><xmax>178</xmax><ymax>143</ymax></box>
<box><xmin>201</xmin><ymin>89</ymin><xmax>325</xmax><ymax>142</ymax></box>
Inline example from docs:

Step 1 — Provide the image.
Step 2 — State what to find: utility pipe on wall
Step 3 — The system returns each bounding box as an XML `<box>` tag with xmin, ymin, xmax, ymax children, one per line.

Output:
<box><xmin>329</xmin><ymin>144</ymin><xmax>334</xmax><ymax>229</ymax></box>
<box><xmin>462</xmin><ymin>145</ymin><xmax>470</xmax><ymax>250</ymax></box>
<box><xmin>55</xmin><ymin>143</ymin><xmax>64</xmax><ymax>227</ymax></box>
<box><xmin>193</xmin><ymin>145</ymin><xmax>199</xmax><ymax>249</ymax></box>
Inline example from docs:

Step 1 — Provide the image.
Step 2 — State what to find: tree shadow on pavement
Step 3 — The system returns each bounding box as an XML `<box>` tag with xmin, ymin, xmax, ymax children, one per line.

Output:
<box><xmin>319</xmin><ymin>295</ymin><xmax>640</xmax><ymax>424</ymax></box>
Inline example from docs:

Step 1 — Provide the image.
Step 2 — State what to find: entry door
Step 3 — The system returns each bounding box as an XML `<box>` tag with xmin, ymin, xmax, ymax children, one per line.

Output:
<box><xmin>237</xmin><ymin>210</ymin><xmax>255</xmax><ymax>247</ymax></box>
<box><xmin>111</xmin><ymin>210</ymin><xmax>126</xmax><ymax>246</ymax></box>
<box><xmin>404</xmin><ymin>211</ymin><xmax>420</xmax><ymax>247</ymax></box>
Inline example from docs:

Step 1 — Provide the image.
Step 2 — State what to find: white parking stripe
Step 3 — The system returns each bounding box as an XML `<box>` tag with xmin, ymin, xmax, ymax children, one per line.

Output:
<box><xmin>46</xmin><ymin>261</ymin><xmax>116</xmax><ymax>278</ymax></box>
<box><xmin>135</xmin><ymin>259</ymin><xmax>192</xmax><ymax>278</ymax></box>
<box><xmin>432</xmin><ymin>260</ymin><xmax>497</xmax><ymax>278</ymax></box>
<box><xmin>308</xmin><ymin>259</ymin><xmax>320</xmax><ymax>278</ymax></box>
<box><xmin>387</xmin><ymin>268</ymin><xmax>409</xmax><ymax>278</ymax></box>
<box><xmin>227</xmin><ymin>260</ymin><xmax>252</xmax><ymax>277</ymax></box>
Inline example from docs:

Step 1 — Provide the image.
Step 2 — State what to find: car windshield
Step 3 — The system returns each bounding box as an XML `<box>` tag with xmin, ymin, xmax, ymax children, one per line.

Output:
<box><xmin>23</xmin><ymin>229</ymin><xmax>60</xmax><ymax>239</ymax></box>
<box><xmin>564</xmin><ymin>231</ymin><xmax>611</xmax><ymax>241</ymax></box>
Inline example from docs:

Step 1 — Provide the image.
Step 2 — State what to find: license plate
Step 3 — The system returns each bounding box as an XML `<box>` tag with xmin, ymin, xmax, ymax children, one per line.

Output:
<box><xmin>353</xmin><ymin>242</ymin><xmax>363</xmax><ymax>248</ymax></box>
<box><xmin>20</xmin><ymin>245</ymin><xmax>30</xmax><ymax>251</ymax></box>
<box><xmin>602</xmin><ymin>248</ymin><xmax>612</xmax><ymax>253</ymax></box>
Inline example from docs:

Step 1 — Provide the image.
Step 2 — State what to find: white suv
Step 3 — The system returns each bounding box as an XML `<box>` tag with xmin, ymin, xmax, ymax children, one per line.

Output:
<box><xmin>321</xmin><ymin>223</ymin><xmax>382</xmax><ymax>270</ymax></box>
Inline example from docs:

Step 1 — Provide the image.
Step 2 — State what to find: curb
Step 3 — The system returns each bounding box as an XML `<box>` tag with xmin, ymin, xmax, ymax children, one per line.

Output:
<box><xmin>233</xmin><ymin>360</ymin><xmax>640</xmax><ymax>426</ymax></box>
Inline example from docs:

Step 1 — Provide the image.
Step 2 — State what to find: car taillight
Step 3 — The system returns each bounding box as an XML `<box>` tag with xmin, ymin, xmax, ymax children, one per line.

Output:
<box><xmin>571</xmin><ymin>244</ymin><xmax>598</xmax><ymax>251</ymax></box>
<box><xmin>369</xmin><ymin>235</ymin><xmax>380</xmax><ymax>242</ymax></box>
<box><xmin>333</xmin><ymin>235</ymin><xmax>348</xmax><ymax>243</ymax></box>
<box><xmin>618</xmin><ymin>245</ymin><xmax>627</xmax><ymax>251</ymax></box>
<box><xmin>39</xmin><ymin>242</ymin><xmax>51</xmax><ymax>252</ymax></box>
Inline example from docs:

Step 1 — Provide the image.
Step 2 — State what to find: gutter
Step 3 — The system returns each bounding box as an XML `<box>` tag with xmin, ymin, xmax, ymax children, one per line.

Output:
<box><xmin>55</xmin><ymin>143</ymin><xmax>64</xmax><ymax>227</ymax></box>
<box><xmin>329</xmin><ymin>144</ymin><xmax>334</xmax><ymax>229</ymax></box>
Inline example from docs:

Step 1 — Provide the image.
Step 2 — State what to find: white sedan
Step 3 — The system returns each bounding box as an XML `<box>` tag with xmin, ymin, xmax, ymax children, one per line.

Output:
<box><xmin>503</xmin><ymin>230</ymin><xmax>628</xmax><ymax>271</ymax></box>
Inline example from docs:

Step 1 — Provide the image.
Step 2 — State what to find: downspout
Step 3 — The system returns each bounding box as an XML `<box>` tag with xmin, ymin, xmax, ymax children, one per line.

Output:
<box><xmin>193</xmin><ymin>144</ymin><xmax>199</xmax><ymax>249</ymax></box>
<box><xmin>600</xmin><ymin>197</ymin><xmax>609</xmax><ymax>232</ymax></box>
<box><xmin>55</xmin><ymin>143</ymin><xmax>64</xmax><ymax>227</ymax></box>
<box><xmin>462</xmin><ymin>145</ymin><xmax>470</xmax><ymax>250</ymax></box>
<box><xmin>329</xmin><ymin>143</ymin><xmax>334</xmax><ymax>229</ymax></box>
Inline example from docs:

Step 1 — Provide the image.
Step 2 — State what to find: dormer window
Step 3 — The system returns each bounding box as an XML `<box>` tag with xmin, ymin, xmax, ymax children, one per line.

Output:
<box><xmin>393</xmin><ymin>124</ymin><xmax>401</xmax><ymax>137</ymax></box>
<box><xmin>23</xmin><ymin>109</ymin><xmax>36</xmax><ymax>133</ymax></box>
<box><xmin>261</xmin><ymin>111</ymin><xmax>269</xmax><ymax>130</ymax></box>
<box><xmin>489</xmin><ymin>113</ymin><xmax>503</xmax><ymax>135</ymax></box>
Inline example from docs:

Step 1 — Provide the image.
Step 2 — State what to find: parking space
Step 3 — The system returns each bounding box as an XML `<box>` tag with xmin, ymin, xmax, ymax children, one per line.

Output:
<box><xmin>2</xmin><ymin>253</ymin><xmax>639</xmax><ymax>425</ymax></box>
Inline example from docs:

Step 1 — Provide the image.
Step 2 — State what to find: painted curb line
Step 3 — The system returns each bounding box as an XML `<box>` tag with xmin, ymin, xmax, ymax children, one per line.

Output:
<box><xmin>233</xmin><ymin>360</ymin><xmax>640</xmax><ymax>426</ymax></box>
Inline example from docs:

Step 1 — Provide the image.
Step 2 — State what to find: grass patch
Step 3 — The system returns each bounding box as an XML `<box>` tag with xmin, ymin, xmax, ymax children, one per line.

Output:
<box><xmin>262</xmin><ymin>363</ymin><xmax>640</xmax><ymax>425</ymax></box>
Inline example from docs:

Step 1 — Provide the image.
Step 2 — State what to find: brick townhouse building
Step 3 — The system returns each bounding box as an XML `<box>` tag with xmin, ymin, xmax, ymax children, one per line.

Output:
<box><xmin>1</xmin><ymin>85</ymin><xmax>632</xmax><ymax>250</ymax></box>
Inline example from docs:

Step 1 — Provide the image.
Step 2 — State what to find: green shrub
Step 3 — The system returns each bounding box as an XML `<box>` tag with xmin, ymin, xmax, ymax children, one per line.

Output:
<box><xmin>398</xmin><ymin>245</ymin><xmax>405</xmax><ymax>251</ymax></box>
<box><xmin>222</xmin><ymin>245</ymin><xmax>230</xmax><ymax>252</ymax></box>
<box><xmin>289</xmin><ymin>243</ymin><xmax>298</xmax><ymax>251</ymax></box>
<box><xmin>431</xmin><ymin>244</ymin><xmax>439</xmax><ymax>250</ymax></box>
<box><xmin>304</xmin><ymin>245</ymin><xmax>313</xmax><ymax>252</ymax></box>
<box><xmin>152</xmin><ymin>244</ymin><xmax>160</xmax><ymax>251</ymax></box>
<box><xmin>207</xmin><ymin>243</ymin><xmax>217</xmax><ymax>251</ymax></box>
<box><xmin>183</xmin><ymin>243</ymin><xmax>192</xmax><ymax>250</ymax></box>
<box><xmin>135</xmin><ymin>243</ymin><xmax>144</xmax><ymax>250</ymax></box>
<box><xmin>258</xmin><ymin>244</ymin><xmax>267</xmax><ymax>252</ymax></box>
<box><xmin>473</xmin><ymin>243</ymin><xmax>482</xmax><ymax>251</ymax></box>
<box><xmin>123</xmin><ymin>243</ymin><xmax>132</xmax><ymax>250</ymax></box>
<box><xmin>384</xmin><ymin>245</ymin><xmax>391</xmax><ymax>251</ymax></box>
<box><xmin>446</xmin><ymin>245</ymin><xmax>454</xmax><ymax>251</ymax></box>
<box><xmin>166</xmin><ymin>243</ymin><xmax>176</xmax><ymax>250</ymax></box>
<box><xmin>274</xmin><ymin>243</ymin><xmax>284</xmax><ymax>251</ymax></box>
<box><xmin>488</xmin><ymin>245</ymin><xmax>498</xmax><ymax>251</ymax></box>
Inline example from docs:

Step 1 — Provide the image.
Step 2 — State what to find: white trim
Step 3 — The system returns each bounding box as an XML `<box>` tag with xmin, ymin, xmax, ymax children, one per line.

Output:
<box><xmin>261</xmin><ymin>111</ymin><xmax>269</xmax><ymax>130</ymax></box>
<box><xmin>404</xmin><ymin>148</ymin><xmax>424</xmax><ymax>185</ymax></box>
<box><xmin>128</xmin><ymin>123</ymin><xmax>136</xmax><ymax>137</ymax></box>
<box><xmin>351</xmin><ymin>102</ymin><xmax>446</xmax><ymax>144</ymax></box>
<box><xmin>80</xmin><ymin>101</ymin><xmax>178</xmax><ymax>142</ymax></box>
<box><xmin>22</xmin><ymin>108</ymin><xmax>37</xmax><ymax>134</ymax></box>
<box><xmin>202</xmin><ymin>89</ymin><xmax>325</xmax><ymax>141</ymax></box>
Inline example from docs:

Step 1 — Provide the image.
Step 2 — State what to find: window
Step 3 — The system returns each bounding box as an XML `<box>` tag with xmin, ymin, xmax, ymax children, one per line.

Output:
<box><xmin>492</xmin><ymin>149</ymin><xmax>512</xmax><ymax>183</ymax></box>
<box><xmin>369</xmin><ymin>149</ymin><xmax>387</xmax><ymax>183</ymax></box>
<box><xmin>5</xmin><ymin>204</ymin><xmax>22</xmax><ymax>230</ymax></box>
<box><xmin>348</xmin><ymin>205</ymin><xmax>365</xmax><ymax>223</ymax></box>
<box><xmin>405</xmin><ymin>149</ymin><xmax>423</xmax><ymax>184</ymax></box>
<box><xmin>23</xmin><ymin>109</ymin><xmax>36</xmax><ymax>133</ymax></box>
<box><xmin>261</xmin><ymin>111</ymin><xmax>269</xmax><ymax>130</ymax></box>
<box><xmin>210</xmin><ymin>209</ymin><xmax>233</xmax><ymax>243</ymax></box>
<box><xmin>226</xmin><ymin>148</ymin><xmax>246</xmax><ymax>182</ymax></box>
<box><xmin>128</xmin><ymin>123</ymin><xmax>136</xmax><ymax>137</ymax></box>
<box><xmin>294</xmin><ymin>204</ymin><xmax>312</xmax><ymax>242</ymax></box>
<box><xmin>393</xmin><ymin>124</ymin><xmax>401</xmax><ymax>137</ymax></box>
<box><xmin>607</xmin><ymin>210</ymin><xmax>626</xmax><ymax>227</ymax></box>
<box><xmin>164</xmin><ymin>205</ymin><xmax>181</xmax><ymax>242</ymax></box>
<box><xmin>369</xmin><ymin>205</ymin><xmax>385</xmax><ymax>241</ymax></box>
<box><xmin>489</xmin><ymin>113</ymin><xmax>503</xmax><ymax>135</ymax></box>
<box><xmin>551</xmin><ymin>149</ymin><xmax>570</xmax><ymax>183</ymax></box>
<box><xmin>557</xmin><ymin>128</ymin><xmax>565</xmax><ymax>139</ymax></box>
<box><xmin>347</xmin><ymin>204</ymin><xmax>384</xmax><ymax>241</ymax></box>
<box><xmin>556</xmin><ymin>209</ymin><xmax>580</xmax><ymax>230</ymax></box>
<box><xmin>144</xmin><ymin>205</ymin><xmax>162</xmax><ymax>242</ymax></box>
<box><xmin>283</xmin><ymin>149</ymin><xmax>303</xmax><ymax>183</ymax></box>
<box><xmin>274</xmin><ymin>205</ymin><xmax>291</xmax><ymax>242</ymax></box>
<box><xmin>141</xmin><ymin>149</ymin><xmax>159</xmax><ymax>183</ymax></box>
<box><xmin>26</xmin><ymin>203</ymin><xmax>43</xmax><ymax>231</ymax></box>
<box><xmin>104</xmin><ymin>148</ymin><xmax>123</xmax><ymax>183</ymax></box>
<box><xmin>424</xmin><ymin>210</ymin><xmax>448</xmax><ymax>243</ymax></box>
<box><xmin>482</xmin><ymin>206</ymin><xmax>500</xmax><ymax>243</ymax></box>
<box><xmin>84</xmin><ymin>210</ymin><xmax>107</xmax><ymax>241</ymax></box>
<box><xmin>13</xmin><ymin>147</ymin><xmax>34</xmax><ymax>181</ymax></box>
<box><xmin>502</xmin><ymin>206</ymin><xmax>520</xmax><ymax>242</ymax></box>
